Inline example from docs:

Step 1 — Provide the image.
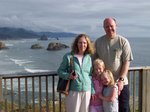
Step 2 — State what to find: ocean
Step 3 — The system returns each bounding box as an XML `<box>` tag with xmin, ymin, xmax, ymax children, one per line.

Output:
<box><xmin>0</xmin><ymin>37</ymin><xmax>150</xmax><ymax>75</ymax></box>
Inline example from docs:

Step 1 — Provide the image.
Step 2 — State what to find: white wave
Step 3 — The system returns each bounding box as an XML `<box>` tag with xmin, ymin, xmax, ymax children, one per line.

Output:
<box><xmin>24</xmin><ymin>68</ymin><xmax>50</xmax><ymax>73</ymax></box>
<box><xmin>17</xmin><ymin>39</ymin><xmax>37</xmax><ymax>43</ymax></box>
<box><xmin>5</xmin><ymin>43</ymin><xmax>14</xmax><ymax>46</ymax></box>
<box><xmin>10</xmin><ymin>58</ymin><xmax>33</xmax><ymax>66</ymax></box>
<box><xmin>0</xmin><ymin>50</ymin><xmax>4</xmax><ymax>53</ymax></box>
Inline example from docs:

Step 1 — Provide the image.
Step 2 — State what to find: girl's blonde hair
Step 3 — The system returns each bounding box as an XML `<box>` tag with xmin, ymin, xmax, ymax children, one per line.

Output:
<box><xmin>93</xmin><ymin>58</ymin><xmax>105</xmax><ymax>69</ymax></box>
<box><xmin>71</xmin><ymin>34</ymin><xmax>94</xmax><ymax>55</ymax></box>
<box><xmin>102</xmin><ymin>70</ymin><xmax>115</xmax><ymax>86</ymax></box>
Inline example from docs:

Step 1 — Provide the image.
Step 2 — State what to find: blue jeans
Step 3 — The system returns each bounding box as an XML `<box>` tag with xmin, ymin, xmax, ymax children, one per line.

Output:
<box><xmin>118</xmin><ymin>85</ymin><xmax>130</xmax><ymax>112</ymax></box>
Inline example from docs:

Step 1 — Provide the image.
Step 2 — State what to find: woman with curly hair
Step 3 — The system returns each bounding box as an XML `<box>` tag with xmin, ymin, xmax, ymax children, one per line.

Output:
<box><xmin>57</xmin><ymin>34</ymin><xmax>95</xmax><ymax>112</ymax></box>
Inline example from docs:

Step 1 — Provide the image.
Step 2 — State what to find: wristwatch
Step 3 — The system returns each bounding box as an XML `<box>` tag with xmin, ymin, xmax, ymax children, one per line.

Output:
<box><xmin>119</xmin><ymin>77</ymin><xmax>124</xmax><ymax>81</ymax></box>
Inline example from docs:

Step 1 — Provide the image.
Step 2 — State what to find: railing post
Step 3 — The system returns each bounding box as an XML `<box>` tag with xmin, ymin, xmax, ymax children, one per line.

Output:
<box><xmin>0</xmin><ymin>76</ymin><xmax>3</xmax><ymax>111</ymax></box>
<box><xmin>0</xmin><ymin>76</ymin><xmax>2</xmax><ymax>101</ymax></box>
<box><xmin>142</xmin><ymin>68</ymin><xmax>150</xmax><ymax>112</ymax></box>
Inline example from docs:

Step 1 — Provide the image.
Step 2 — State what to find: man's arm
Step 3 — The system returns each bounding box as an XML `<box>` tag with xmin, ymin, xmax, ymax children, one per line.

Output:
<box><xmin>117</xmin><ymin>60</ymin><xmax>130</xmax><ymax>92</ymax></box>
<box><xmin>120</xmin><ymin>60</ymin><xmax>130</xmax><ymax>78</ymax></box>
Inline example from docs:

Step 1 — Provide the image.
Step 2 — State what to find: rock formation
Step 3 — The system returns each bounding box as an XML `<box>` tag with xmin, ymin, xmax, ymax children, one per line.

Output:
<box><xmin>0</xmin><ymin>41</ymin><xmax>8</xmax><ymax>50</ymax></box>
<box><xmin>31</xmin><ymin>43</ymin><xmax>43</xmax><ymax>49</ymax></box>
<box><xmin>39</xmin><ymin>34</ymin><xmax>48</xmax><ymax>40</ymax></box>
<box><xmin>47</xmin><ymin>42</ymin><xmax>69</xmax><ymax>50</ymax></box>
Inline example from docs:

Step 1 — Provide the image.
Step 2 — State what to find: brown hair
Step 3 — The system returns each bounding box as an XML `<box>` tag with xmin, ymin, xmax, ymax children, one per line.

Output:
<box><xmin>71</xmin><ymin>34</ymin><xmax>94</xmax><ymax>55</ymax></box>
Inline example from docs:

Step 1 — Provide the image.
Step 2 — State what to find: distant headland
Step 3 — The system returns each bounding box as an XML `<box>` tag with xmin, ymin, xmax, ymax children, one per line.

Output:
<box><xmin>0</xmin><ymin>27</ymin><xmax>77</xmax><ymax>40</ymax></box>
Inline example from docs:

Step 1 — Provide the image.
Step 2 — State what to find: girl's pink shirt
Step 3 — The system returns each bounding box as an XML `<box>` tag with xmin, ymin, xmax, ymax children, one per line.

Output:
<box><xmin>90</xmin><ymin>77</ymin><xmax>103</xmax><ymax>106</ymax></box>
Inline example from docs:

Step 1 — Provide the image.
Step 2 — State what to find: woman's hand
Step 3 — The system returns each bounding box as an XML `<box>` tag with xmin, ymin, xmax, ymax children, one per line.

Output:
<box><xmin>69</xmin><ymin>71</ymin><xmax>78</xmax><ymax>80</ymax></box>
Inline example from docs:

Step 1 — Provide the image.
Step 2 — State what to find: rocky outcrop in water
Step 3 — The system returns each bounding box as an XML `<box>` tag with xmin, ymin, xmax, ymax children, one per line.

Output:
<box><xmin>39</xmin><ymin>34</ymin><xmax>48</xmax><ymax>40</ymax></box>
<box><xmin>31</xmin><ymin>43</ymin><xmax>43</xmax><ymax>49</ymax></box>
<box><xmin>0</xmin><ymin>41</ymin><xmax>8</xmax><ymax>50</ymax></box>
<box><xmin>47</xmin><ymin>42</ymin><xmax>69</xmax><ymax>50</ymax></box>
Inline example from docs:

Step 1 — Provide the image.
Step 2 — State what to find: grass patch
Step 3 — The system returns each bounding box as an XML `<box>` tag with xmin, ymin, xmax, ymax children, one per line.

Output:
<box><xmin>0</xmin><ymin>100</ymin><xmax>66</xmax><ymax>112</ymax></box>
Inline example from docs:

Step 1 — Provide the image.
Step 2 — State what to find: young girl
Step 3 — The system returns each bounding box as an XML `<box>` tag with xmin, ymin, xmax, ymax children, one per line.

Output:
<box><xmin>99</xmin><ymin>70</ymin><xmax>118</xmax><ymax>112</ymax></box>
<box><xmin>89</xmin><ymin>59</ymin><xmax>105</xmax><ymax>112</ymax></box>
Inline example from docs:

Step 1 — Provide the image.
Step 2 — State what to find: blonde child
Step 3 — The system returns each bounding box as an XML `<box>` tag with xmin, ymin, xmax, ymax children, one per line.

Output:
<box><xmin>89</xmin><ymin>59</ymin><xmax>105</xmax><ymax>112</ymax></box>
<box><xmin>99</xmin><ymin>70</ymin><xmax>118</xmax><ymax>112</ymax></box>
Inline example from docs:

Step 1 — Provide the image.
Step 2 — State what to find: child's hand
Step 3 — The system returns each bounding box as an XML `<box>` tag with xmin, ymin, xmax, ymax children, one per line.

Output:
<box><xmin>118</xmin><ymin>90</ymin><xmax>121</xmax><ymax>95</ymax></box>
<box><xmin>91</xmin><ymin>94</ymin><xmax>97</xmax><ymax>101</ymax></box>
<box><xmin>98</xmin><ymin>93</ymin><xmax>103</xmax><ymax>99</ymax></box>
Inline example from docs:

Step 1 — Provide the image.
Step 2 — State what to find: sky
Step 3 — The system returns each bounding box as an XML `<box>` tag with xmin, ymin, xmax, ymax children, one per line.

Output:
<box><xmin>0</xmin><ymin>0</ymin><xmax>150</xmax><ymax>38</ymax></box>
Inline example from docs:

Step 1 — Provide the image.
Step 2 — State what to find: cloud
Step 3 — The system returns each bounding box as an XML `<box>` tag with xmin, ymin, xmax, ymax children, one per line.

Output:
<box><xmin>0</xmin><ymin>0</ymin><xmax>150</xmax><ymax>37</ymax></box>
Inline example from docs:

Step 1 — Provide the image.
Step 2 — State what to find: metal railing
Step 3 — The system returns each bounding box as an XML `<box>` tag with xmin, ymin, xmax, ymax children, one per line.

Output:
<box><xmin>128</xmin><ymin>66</ymin><xmax>150</xmax><ymax>112</ymax></box>
<box><xmin>0</xmin><ymin>67</ymin><xmax>150</xmax><ymax>112</ymax></box>
<box><xmin>0</xmin><ymin>71</ymin><xmax>64</xmax><ymax>112</ymax></box>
